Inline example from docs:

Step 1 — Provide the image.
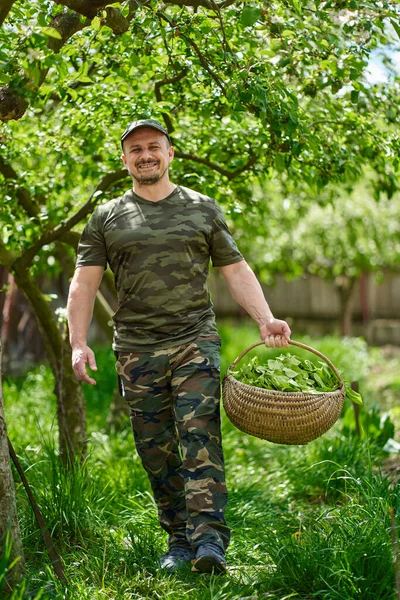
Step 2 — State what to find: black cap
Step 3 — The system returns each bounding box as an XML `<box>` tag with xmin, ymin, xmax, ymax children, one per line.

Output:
<box><xmin>121</xmin><ymin>118</ymin><xmax>172</xmax><ymax>149</ymax></box>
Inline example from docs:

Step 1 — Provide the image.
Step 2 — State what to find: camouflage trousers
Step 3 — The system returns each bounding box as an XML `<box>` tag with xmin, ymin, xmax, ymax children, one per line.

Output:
<box><xmin>115</xmin><ymin>336</ymin><xmax>230</xmax><ymax>551</ymax></box>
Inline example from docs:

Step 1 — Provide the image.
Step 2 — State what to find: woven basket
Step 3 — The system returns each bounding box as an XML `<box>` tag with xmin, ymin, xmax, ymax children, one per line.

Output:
<box><xmin>222</xmin><ymin>340</ymin><xmax>345</xmax><ymax>445</ymax></box>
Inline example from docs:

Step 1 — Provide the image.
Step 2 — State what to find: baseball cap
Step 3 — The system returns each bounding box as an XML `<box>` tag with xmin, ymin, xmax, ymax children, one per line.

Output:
<box><xmin>120</xmin><ymin>118</ymin><xmax>172</xmax><ymax>149</ymax></box>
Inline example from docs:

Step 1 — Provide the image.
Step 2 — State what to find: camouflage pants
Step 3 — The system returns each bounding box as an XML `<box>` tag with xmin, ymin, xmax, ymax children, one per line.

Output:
<box><xmin>115</xmin><ymin>336</ymin><xmax>230</xmax><ymax>551</ymax></box>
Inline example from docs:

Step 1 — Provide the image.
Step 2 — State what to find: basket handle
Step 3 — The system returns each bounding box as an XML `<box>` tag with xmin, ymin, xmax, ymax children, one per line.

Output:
<box><xmin>228</xmin><ymin>340</ymin><xmax>344</xmax><ymax>388</ymax></box>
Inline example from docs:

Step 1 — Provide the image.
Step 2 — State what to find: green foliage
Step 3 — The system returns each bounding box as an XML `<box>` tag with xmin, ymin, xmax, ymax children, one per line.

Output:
<box><xmin>230</xmin><ymin>353</ymin><xmax>339</xmax><ymax>392</ymax></box>
<box><xmin>83</xmin><ymin>345</ymin><xmax>119</xmax><ymax>430</ymax></box>
<box><xmin>1</xmin><ymin>0</ymin><xmax>400</xmax><ymax>278</ymax></box>
<box><xmin>299</xmin><ymin>335</ymin><xmax>372</xmax><ymax>383</ymax></box>
<box><xmin>219</xmin><ymin>321</ymin><xmax>373</xmax><ymax>384</ymax></box>
<box><xmin>3</xmin><ymin>327</ymin><xmax>399</xmax><ymax>598</ymax></box>
<box><xmin>342</xmin><ymin>402</ymin><xmax>395</xmax><ymax>447</ymax></box>
<box><xmin>21</xmin><ymin>445</ymin><xmax>117</xmax><ymax>547</ymax></box>
<box><xmin>265</xmin><ymin>476</ymin><xmax>396</xmax><ymax>600</ymax></box>
<box><xmin>234</xmin><ymin>178</ymin><xmax>400</xmax><ymax>287</ymax></box>
<box><xmin>231</xmin><ymin>352</ymin><xmax>364</xmax><ymax>404</ymax></box>
<box><xmin>0</xmin><ymin>531</ymin><xmax>21</xmax><ymax>597</ymax></box>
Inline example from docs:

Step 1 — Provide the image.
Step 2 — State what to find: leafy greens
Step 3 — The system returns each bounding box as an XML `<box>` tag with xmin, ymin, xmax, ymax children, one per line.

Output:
<box><xmin>229</xmin><ymin>354</ymin><xmax>363</xmax><ymax>404</ymax></box>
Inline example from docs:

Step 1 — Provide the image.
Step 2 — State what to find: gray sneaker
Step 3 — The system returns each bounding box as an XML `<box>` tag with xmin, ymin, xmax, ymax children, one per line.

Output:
<box><xmin>192</xmin><ymin>542</ymin><xmax>227</xmax><ymax>574</ymax></box>
<box><xmin>159</xmin><ymin>546</ymin><xmax>194</xmax><ymax>572</ymax></box>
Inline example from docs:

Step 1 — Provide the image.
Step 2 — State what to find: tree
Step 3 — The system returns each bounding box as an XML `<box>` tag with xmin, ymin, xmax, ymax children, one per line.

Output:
<box><xmin>1</xmin><ymin>0</ymin><xmax>399</xmax><ymax>458</ymax></box>
<box><xmin>1</xmin><ymin>1</ymin><xmax>399</xmax><ymax>190</ymax></box>
<box><xmin>0</xmin><ymin>340</ymin><xmax>25</xmax><ymax>591</ymax></box>
<box><xmin>236</xmin><ymin>179</ymin><xmax>400</xmax><ymax>335</ymax></box>
<box><xmin>292</xmin><ymin>189</ymin><xmax>400</xmax><ymax>335</ymax></box>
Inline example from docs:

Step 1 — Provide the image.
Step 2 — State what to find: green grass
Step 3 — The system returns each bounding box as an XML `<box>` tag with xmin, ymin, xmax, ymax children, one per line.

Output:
<box><xmin>2</xmin><ymin>322</ymin><xmax>400</xmax><ymax>599</ymax></box>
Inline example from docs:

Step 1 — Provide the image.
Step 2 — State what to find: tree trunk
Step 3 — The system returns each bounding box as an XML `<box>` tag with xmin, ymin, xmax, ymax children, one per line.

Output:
<box><xmin>336</xmin><ymin>277</ymin><xmax>357</xmax><ymax>337</ymax></box>
<box><xmin>1</xmin><ymin>273</ymin><xmax>16</xmax><ymax>362</ymax></box>
<box><xmin>12</xmin><ymin>266</ymin><xmax>86</xmax><ymax>465</ymax></box>
<box><xmin>0</xmin><ymin>0</ymin><xmax>18</xmax><ymax>27</ymax></box>
<box><xmin>0</xmin><ymin>340</ymin><xmax>25</xmax><ymax>590</ymax></box>
<box><xmin>56</xmin><ymin>336</ymin><xmax>87</xmax><ymax>463</ymax></box>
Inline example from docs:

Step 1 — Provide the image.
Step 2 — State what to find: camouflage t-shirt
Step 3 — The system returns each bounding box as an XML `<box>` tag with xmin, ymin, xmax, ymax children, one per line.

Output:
<box><xmin>76</xmin><ymin>185</ymin><xmax>243</xmax><ymax>351</ymax></box>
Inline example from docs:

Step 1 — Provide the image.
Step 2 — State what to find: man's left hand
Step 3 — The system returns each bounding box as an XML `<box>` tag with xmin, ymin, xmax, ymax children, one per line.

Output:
<box><xmin>260</xmin><ymin>317</ymin><xmax>291</xmax><ymax>348</ymax></box>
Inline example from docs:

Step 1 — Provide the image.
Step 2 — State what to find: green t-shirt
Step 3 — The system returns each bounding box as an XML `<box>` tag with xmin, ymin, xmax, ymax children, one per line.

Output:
<box><xmin>76</xmin><ymin>185</ymin><xmax>243</xmax><ymax>351</ymax></box>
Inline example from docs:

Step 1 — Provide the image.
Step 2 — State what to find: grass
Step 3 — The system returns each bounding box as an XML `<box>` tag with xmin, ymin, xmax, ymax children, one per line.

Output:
<box><xmin>2</xmin><ymin>321</ymin><xmax>400</xmax><ymax>599</ymax></box>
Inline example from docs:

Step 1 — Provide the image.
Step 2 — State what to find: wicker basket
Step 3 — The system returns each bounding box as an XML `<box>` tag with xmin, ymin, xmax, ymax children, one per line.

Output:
<box><xmin>222</xmin><ymin>340</ymin><xmax>345</xmax><ymax>445</ymax></box>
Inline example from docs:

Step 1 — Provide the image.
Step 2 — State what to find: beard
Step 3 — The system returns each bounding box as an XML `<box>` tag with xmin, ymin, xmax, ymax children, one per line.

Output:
<box><xmin>129</xmin><ymin>161</ymin><xmax>168</xmax><ymax>186</ymax></box>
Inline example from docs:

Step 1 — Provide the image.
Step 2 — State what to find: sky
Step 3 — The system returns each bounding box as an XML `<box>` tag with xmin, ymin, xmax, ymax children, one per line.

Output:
<box><xmin>366</xmin><ymin>50</ymin><xmax>400</xmax><ymax>83</ymax></box>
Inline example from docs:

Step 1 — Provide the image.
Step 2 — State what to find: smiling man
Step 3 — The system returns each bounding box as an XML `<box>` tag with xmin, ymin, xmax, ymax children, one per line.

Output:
<box><xmin>67</xmin><ymin>118</ymin><xmax>291</xmax><ymax>574</ymax></box>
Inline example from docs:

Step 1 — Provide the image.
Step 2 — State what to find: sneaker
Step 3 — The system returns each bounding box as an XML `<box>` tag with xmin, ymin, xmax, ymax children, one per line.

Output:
<box><xmin>191</xmin><ymin>542</ymin><xmax>227</xmax><ymax>574</ymax></box>
<box><xmin>159</xmin><ymin>546</ymin><xmax>195</xmax><ymax>572</ymax></box>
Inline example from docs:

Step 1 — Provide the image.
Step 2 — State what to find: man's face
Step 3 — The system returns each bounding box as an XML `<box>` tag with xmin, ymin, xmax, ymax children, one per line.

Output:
<box><xmin>121</xmin><ymin>127</ymin><xmax>174</xmax><ymax>186</ymax></box>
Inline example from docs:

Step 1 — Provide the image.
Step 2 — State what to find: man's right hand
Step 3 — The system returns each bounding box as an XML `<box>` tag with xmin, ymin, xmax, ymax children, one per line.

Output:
<box><xmin>72</xmin><ymin>345</ymin><xmax>98</xmax><ymax>385</ymax></box>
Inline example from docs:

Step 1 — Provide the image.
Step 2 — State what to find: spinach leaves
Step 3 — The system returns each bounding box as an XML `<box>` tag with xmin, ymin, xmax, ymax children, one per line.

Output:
<box><xmin>229</xmin><ymin>354</ymin><xmax>363</xmax><ymax>404</ymax></box>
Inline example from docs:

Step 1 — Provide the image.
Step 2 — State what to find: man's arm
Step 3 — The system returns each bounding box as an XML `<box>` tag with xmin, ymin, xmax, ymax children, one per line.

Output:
<box><xmin>218</xmin><ymin>260</ymin><xmax>291</xmax><ymax>348</ymax></box>
<box><xmin>67</xmin><ymin>266</ymin><xmax>104</xmax><ymax>385</ymax></box>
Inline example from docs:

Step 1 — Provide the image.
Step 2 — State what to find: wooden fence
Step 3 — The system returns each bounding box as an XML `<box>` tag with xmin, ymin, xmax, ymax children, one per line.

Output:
<box><xmin>210</xmin><ymin>271</ymin><xmax>400</xmax><ymax>345</ymax></box>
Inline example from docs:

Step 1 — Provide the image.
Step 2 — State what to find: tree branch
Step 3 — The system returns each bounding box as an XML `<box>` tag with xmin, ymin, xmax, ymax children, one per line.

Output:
<box><xmin>50</xmin><ymin>0</ymin><xmax>111</xmax><ymax>19</ymax></box>
<box><xmin>0</xmin><ymin>238</ymin><xmax>15</xmax><ymax>269</ymax></box>
<box><xmin>102</xmin><ymin>6</ymin><xmax>131</xmax><ymax>34</ymax></box>
<box><xmin>311</xmin><ymin>119</ymin><xmax>347</xmax><ymax>128</ymax></box>
<box><xmin>1</xmin><ymin>0</ymin><xmax>235</xmax><ymax>122</ymax></box>
<box><xmin>50</xmin><ymin>0</ymin><xmax>235</xmax><ymax>15</ymax></box>
<box><xmin>47</xmin><ymin>10</ymin><xmax>86</xmax><ymax>53</ymax></box>
<box><xmin>13</xmin><ymin>169</ymin><xmax>129</xmax><ymax>270</ymax></box>
<box><xmin>154</xmin><ymin>69</ymin><xmax>188</xmax><ymax>134</ymax></box>
<box><xmin>0</xmin><ymin>1</ymin><xmax>137</xmax><ymax>122</ymax></box>
<box><xmin>0</xmin><ymin>11</ymin><xmax>85</xmax><ymax>122</ymax></box>
<box><xmin>12</xmin><ymin>263</ymin><xmax>63</xmax><ymax>363</ymax></box>
<box><xmin>0</xmin><ymin>0</ymin><xmax>18</xmax><ymax>27</ymax></box>
<box><xmin>0</xmin><ymin>86</ymin><xmax>28</xmax><ymax>122</ymax></box>
<box><xmin>59</xmin><ymin>230</ymin><xmax>81</xmax><ymax>250</ymax></box>
<box><xmin>163</xmin><ymin>0</ymin><xmax>236</xmax><ymax>8</ymax></box>
<box><xmin>174</xmin><ymin>150</ymin><xmax>258</xmax><ymax>180</ymax></box>
<box><xmin>0</xmin><ymin>155</ymin><xmax>40</xmax><ymax>219</ymax></box>
<box><xmin>157</xmin><ymin>11</ymin><xmax>226</xmax><ymax>95</ymax></box>
<box><xmin>50</xmin><ymin>0</ymin><xmax>135</xmax><ymax>32</ymax></box>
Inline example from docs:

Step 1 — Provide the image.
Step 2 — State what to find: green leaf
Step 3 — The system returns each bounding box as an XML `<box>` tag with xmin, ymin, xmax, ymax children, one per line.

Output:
<box><xmin>267</xmin><ymin>359</ymin><xmax>283</xmax><ymax>370</ymax></box>
<box><xmin>77</xmin><ymin>76</ymin><xmax>93</xmax><ymax>83</ymax></box>
<box><xmin>241</xmin><ymin>5</ymin><xmax>261</xmax><ymax>27</ymax></box>
<box><xmin>283</xmin><ymin>367</ymin><xmax>299</xmax><ymax>378</ymax></box>
<box><xmin>292</xmin><ymin>0</ymin><xmax>302</xmax><ymax>14</ymax></box>
<box><xmin>281</xmin><ymin>30</ymin><xmax>295</xmax><ymax>39</ymax></box>
<box><xmin>232</xmin><ymin>353</ymin><xmax>340</xmax><ymax>393</ymax></box>
<box><xmin>390</xmin><ymin>18</ymin><xmax>400</xmax><ymax>40</ymax></box>
<box><xmin>40</xmin><ymin>27</ymin><xmax>62</xmax><ymax>40</ymax></box>
<box><xmin>67</xmin><ymin>87</ymin><xmax>78</xmax><ymax>100</ymax></box>
<box><xmin>345</xmin><ymin>385</ymin><xmax>363</xmax><ymax>405</ymax></box>
<box><xmin>0</xmin><ymin>72</ymin><xmax>11</xmax><ymax>83</ymax></box>
<box><xmin>39</xmin><ymin>84</ymin><xmax>54</xmax><ymax>95</ymax></box>
<box><xmin>274</xmin><ymin>153</ymin><xmax>286</xmax><ymax>173</ymax></box>
<box><xmin>91</xmin><ymin>16</ymin><xmax>101</xmax><ymax>31</ymax></box>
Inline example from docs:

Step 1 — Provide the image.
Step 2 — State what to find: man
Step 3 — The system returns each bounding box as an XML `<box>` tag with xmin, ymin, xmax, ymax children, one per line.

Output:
<box><xmin>67</xmin><ymin>118</ymin><xmax>291</xmax><ymax>574</ymax></box>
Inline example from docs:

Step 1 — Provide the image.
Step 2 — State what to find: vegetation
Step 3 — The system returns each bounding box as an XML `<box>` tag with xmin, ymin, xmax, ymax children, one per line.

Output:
<box><xmin>1</xmin><ymin>0</ymin><xmax>399</xmax><ymax>594</ymax></box>
<box><xmin>1</xmin><ymin>324</ymin><xmax>399</xmax><ymax>599</ymax></box>
<box><xmin>1</xmin><ymin>0</ymin><xmax>399</xmax><ymax>460</ymax></box>
<box><xmin>234</xmin><ymin>180</ymin><xmax>400</xmax><ymax>336</ymax></box>
<box><xmin>229</xmin><ymin>352</ymin><xmax>364</xmax><ymax>404</ymax></box>
<box><xmin>0</xmin><ymin>340</ymin><xmax>25</xmax><ymax>592</ymax></box>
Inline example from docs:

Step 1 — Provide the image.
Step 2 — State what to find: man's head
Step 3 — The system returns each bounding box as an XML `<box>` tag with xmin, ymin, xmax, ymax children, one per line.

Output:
<box><xmin>121</xmin><ymin>119</ymin><xmax>174</xmax><ymax>186</ymax></box>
